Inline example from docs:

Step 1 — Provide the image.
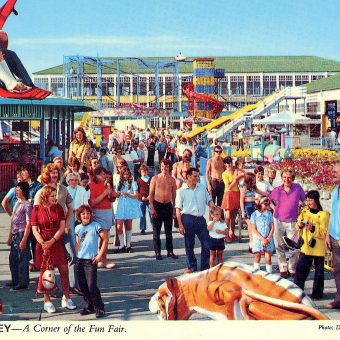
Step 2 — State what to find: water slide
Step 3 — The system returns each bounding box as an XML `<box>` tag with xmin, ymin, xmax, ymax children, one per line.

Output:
<box><xmin>182</xmin><ymin>82</ymin><xmax>224</xmax><ymax>120</ymax></box>
<box><xmin>185</xmin><ymin>102</ymin><xmax>258</xmax><ymax>140</ymax></box>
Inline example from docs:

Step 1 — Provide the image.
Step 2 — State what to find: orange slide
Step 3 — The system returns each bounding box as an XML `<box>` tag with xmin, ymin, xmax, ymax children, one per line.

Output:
<box><xmin>182</xmin><ymin>82</ymin><xmax>224</xmax><ymax>120</ymax></box>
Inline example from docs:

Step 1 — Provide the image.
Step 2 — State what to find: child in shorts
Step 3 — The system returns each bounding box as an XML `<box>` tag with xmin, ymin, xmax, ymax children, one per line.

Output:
<box><xmin>75</xmin><ymin>204</ymin><xmax>108</xmax><ymax>318</ymax></box>
<box><xmin>207</xmin><ymin>206</ymin><xmax>228</xmax><ymax>267</ymax></box>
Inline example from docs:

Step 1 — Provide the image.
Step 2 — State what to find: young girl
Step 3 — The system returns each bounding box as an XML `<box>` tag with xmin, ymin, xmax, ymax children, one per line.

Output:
<box><xmin>240</xmin><ymin>172</ymin><xmax>268</xmax><ymax>253</ymax></box>
<box><xmin>7</xmin><ymin>181</ymin><xmax>32</xmax><ymax>290</ymax></box>
<box><xmin>207</xmin><ymin>206</ymin><xmax>228</xmax><ymax>267</ymax></box>
<box><xmin>114</xmin><ymin>166</ymin><xmax>142</xmax><ymax>252</ymax></box>
<box><xmin>75</xmin><ymin>204</ymin><xmax>107</xmax><ymax>318</ymax></box>
<box><xmin>250</xmin><ymin>197</ymin><xmax>275</xmax><ymax>273</ymax></box>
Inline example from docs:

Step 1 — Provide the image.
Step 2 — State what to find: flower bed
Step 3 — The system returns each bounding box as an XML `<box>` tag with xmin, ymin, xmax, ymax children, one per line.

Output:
<box><xmin>272</xmin><ymin>156</ymin><xmax>337</xmax><ymax>191</ymax></box>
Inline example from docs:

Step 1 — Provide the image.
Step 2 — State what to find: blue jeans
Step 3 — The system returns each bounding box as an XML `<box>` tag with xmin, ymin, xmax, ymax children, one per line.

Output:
<box><xmin>9</xmin><ymin>231</ymin><xmax>30</xmax><ymax>286</ymax></box>
<box><xmin>76</xmin><ymin>259</ymin><xmax>104</xmax><ymax>310</ymax></box>
<box><xmin>182</xmin><ymin>214</ymin><xmax>210</xmax><ymax>272</ymax></box>
<box><xmin>140</xmin><ymin>201</ymin><xmax>154</xmax><ymax>231</ymax></box>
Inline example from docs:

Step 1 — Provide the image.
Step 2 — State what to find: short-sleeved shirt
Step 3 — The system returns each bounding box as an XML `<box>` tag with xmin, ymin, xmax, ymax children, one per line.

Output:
<box><xmin>4</xmin><ymin>187</ymin><xmax>17</xmax><ymax>210</ymax></box>
<box><xmin>330</xmin><ymin>185</ymin><xmax>340</xmax><ymax>239</ymax></box>
<box><xmin>222</xmin><ymin>170</ymin><xmax>239</xmax><ymax>192</ymax></box>
<box><xmin>256</xmin><ymin>179</ymin><xmax>273</xmax><ymax>198</ymax></box>
<box><xmin>208</xmin><ymin>220</ymin><xmax>227</xmax><ymax>239</ymax></box>
<box><xmin>75</xmin><ymin>221</ymin><xmax>103</xmax><ymax>259</ymax></box>
<box><xmin>175</xmin><ymin>182</ymin><xmax>212</xmax><ymax>217</ymax></box>
<box><xmin>69</xmin><ymin>140</ymin><xmax>90</xmax><ymax>164</ymax></box>
<box><xmin>269</xmin><ymin>183</ymin><xmax>305</xmax><ymax>222</ymax></box>
<box><xmin>89</xmin><ymin>181</ymin><xmax>112</xmax><ymax>210</ymax></box>
<box><xmin>29</xmin><ymin>181</ymin><xmax>43</xmax><ymax>201</ymax></box>
<box><xmin>11</xmin><ymin>200</ymin><xmax>32</xmax><ymax>234</ymax></box>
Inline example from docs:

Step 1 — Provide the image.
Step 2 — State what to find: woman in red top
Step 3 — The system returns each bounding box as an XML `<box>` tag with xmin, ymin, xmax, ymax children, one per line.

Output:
<box><xmin>31</xmin><ymin>186</ymin><xmax>76</xmax><ymax>314</ymax></box>
<box><xmin>89</xmin><ymin>167</ymin><xmax>117</xmax><ymax>269</ymax></box>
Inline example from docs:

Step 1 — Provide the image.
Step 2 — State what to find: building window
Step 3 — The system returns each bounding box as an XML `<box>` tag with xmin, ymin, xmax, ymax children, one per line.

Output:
<box><xmin>295</xmin><ymin>75</ymin><xmax>309</xmax><ymax>86</ymax></box>
<box><xmin>307</xmin><ymin>102</ymin><xmax>320</xmax><ymax>113</ymax></box>
<box><xmin>215</xmin><ymin>77</ymin><xmax>228</xmax><ymax>96</ymax></box>
<box><xmin>246</xmin><ymin>75</ymin><xmax>261</xmax><ymax>96</ymax></box>
<box><xmin>50</xmin><ymin>77</ymin><xmax>64</xmax><ymax>96</ymax></box>
<box><xmin>34</xmin><ymin>77</ymin><xmax>49</xmax><ymax>91</ymax></box>
<box><xmin>263</xmin><ymin>75</ymin><xmax>277</xmax><ymax>95</ymax></box>
<box><xmin>279</xmin><ymin>75</ymin><xmax>293</xmax><ymax>88</ymax></box>
<box><xmin>230</xmin><ymin>76</ymin><xmax>244</xmax><ymax>95</ymax></box>
<box><xmin>312</xmin><ymin>75</ymin><xmax>325</xmax><ymax>81</ymax></box>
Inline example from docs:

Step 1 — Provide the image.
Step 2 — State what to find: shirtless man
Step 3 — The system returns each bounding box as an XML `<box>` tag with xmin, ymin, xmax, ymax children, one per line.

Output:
<box><xmin>206</xmin><ymin>145</ymin><xmax>225</xmax><ymax>208</ymax></box>
<box><xmin>172</xmin><ymin>148</ymin><xmax>192</xmax><ymax>189</ymax></box>
<box><xmin>149</xmin><ymin>158</ymin><xmax>178</xmax><ymax>260</ymax></box>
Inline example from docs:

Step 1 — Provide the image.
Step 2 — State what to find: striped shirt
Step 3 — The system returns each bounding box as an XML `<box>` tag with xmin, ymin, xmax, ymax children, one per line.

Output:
<box><xmin>11</xmin><ymin>200</ymin><xmax>32</xmax><ymax>234</ymax></box>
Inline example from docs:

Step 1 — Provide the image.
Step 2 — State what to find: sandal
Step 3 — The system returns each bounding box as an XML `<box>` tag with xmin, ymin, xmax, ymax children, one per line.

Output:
<box><xmin>11</xmin><ymin>82</ymin><xmax>32</xmax><ymax>94</ymax></box>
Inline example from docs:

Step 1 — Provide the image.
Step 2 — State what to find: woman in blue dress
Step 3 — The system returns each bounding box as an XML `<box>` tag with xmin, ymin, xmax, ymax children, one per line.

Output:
<box><xmin>114</xmin><ymin>166</ymin><xmax>142</xmax><ymax>253</ymax></box>
<box><xmin>250</xmin><ymin>196</ymin><xmax>275</xmax><ymax>273</ymax></box>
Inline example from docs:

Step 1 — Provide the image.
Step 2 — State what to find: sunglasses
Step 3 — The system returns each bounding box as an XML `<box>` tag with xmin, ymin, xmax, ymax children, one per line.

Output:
<box><xmin>214</xmin><ymin>150</ymin><xmax>222</xmax><ymax>153</ymax></box>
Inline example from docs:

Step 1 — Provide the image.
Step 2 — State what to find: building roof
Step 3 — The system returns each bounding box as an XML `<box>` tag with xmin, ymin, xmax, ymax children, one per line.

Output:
<box><xmin>33</xmin><ymin>56</ymin><xmax>340</xmax><ymax>76</ymax></box>
<box><xmin>306</xmin><ymin>73</ymin><xmax>340</xmax><ymax>93</ymax></box>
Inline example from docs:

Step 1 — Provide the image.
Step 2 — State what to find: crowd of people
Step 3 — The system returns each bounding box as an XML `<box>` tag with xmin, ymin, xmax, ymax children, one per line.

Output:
<box><xmin>3</xmin><ymin>123</ymin><xmax>340</xmax><ymax>319</ymax></box>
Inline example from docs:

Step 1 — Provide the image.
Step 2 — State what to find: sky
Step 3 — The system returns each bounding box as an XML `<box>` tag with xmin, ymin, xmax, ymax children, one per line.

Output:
<box><xmin>2</xmin><ymin>0</ymin><xmax>340</xmax><ymax>75</ymax></box>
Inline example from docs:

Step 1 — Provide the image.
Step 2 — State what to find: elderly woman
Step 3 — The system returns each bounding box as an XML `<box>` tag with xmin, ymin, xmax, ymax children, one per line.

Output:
<box><xmin>35</xmin><ymin>164</ymin><xmax>81</xmax><ymax>296</ymax></box>
<box><xmin>31</xmin><ymin>186</ymin><xmax>76</xmax><ymax>313</ymax></box>
<box><xmin>66</xmin><ymin>172</ymin><xmax>89</xmax><ymax>247</ymax></box>
<box><xmin>68</xmin><ymin>127</ymin><xmax>90</xmax><ymax>172</ymax></box>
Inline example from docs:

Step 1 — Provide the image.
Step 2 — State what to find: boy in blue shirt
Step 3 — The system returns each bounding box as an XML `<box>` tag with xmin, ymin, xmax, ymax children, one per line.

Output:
<box><xmin>75</xmin><ymin>205</ymin><xmax>108</xmax><ymax>318</ymax></box>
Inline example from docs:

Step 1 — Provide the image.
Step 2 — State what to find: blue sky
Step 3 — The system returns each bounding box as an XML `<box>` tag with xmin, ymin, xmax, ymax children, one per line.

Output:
<box><xmin>3</xmin><ymin>0</ymin><xmax>340</xmax><ymax>74</ymax></box>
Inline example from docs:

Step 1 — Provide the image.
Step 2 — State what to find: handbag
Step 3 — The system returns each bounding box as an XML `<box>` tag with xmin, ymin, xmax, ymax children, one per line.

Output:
<box><xmin>36</xmin><ymin>250</ymin><xmax>58</xmax><ymax>295</ymax></box>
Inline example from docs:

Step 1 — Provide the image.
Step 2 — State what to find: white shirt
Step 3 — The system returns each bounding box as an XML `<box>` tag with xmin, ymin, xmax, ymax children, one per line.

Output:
<box><xmin>175</xmin><ymin>183</ymin><xmax>211</xmax><ymax>217</ymax></box>
<box><xmin>208</xmin><ymin>220</ymin><xmax>227</xmax><ymax>239</ymax></box>
<box><xmin>130</xmin><ymin>149</ymin><xmax>143</xmax><ymax>164</ymax></box>
<box><xmin>256</xmin><ymin>179</ymin><xmax>273</xmax><ymax>198</ymax></box>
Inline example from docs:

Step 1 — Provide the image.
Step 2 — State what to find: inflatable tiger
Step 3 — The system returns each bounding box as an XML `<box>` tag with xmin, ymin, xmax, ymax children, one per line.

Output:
<box><xmin>149</xmin><ymin>262</ymin><xmax>328</xmax><ymax>320</ymax></box>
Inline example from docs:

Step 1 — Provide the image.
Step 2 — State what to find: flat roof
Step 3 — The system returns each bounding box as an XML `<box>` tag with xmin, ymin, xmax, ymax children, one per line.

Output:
<box><xmin>0</xmin><ymin>97</ymin><xmax>96</xmax><ymax>112</ymax></box>
<box><xmin>33</xmin><ymin>56</ymin><xmax>340</xmax><ymax>76</ymax></box>
<box><xmin>306</xmin><ymin>73</ymin><xmax>340</xmax><ymax>93</ymax></box>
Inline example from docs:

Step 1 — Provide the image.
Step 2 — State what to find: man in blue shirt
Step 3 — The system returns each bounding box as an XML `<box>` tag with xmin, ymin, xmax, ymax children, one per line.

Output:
<box><xmin>325</xmin><ymin>162</ymin><xmax>340</xmax><ymax>309</ymax></box>
<box><xmin>176</xmin><ymin>167</ymin><xmax>214</xmax><ymax>273</ymax></box>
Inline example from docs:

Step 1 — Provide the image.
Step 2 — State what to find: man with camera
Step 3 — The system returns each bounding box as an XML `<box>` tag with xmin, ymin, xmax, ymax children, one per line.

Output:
<box><xmin>269</xmin><ymin>169</ymin><xmax>305</xmax><ymax>278</ymax></box>
<box><xmin>325</xmin><ymin>162</ymin><xmax>340</xmax><ymax>309</ymax></box>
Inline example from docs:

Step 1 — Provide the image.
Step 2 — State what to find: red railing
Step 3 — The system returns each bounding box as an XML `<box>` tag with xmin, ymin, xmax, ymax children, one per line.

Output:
<box><xmin>0</xmin><ymin>159</ymin><xmax>43</xmax><ymax>193</ymax></box>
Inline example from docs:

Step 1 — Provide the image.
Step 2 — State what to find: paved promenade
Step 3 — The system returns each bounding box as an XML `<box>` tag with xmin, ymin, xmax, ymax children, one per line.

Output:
<box><xmin>0</xmin><ymin>153</ymin><xmax>339</xmax><ymax>321</ymax></box>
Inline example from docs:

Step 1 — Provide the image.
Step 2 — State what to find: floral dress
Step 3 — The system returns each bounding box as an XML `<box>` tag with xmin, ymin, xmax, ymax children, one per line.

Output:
<box><xmin>115</xmin><ymin>181</ymin><xmax>142</xmax><ymax>220</ymax></box>
<box><xmin>250</xmin><ymin>210</ymin><xmax>275</xmax><ymax>253</ymax></box>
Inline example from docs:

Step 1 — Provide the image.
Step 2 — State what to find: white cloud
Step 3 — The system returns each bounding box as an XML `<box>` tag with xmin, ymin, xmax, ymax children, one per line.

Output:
<box><xmin>14</xmin><ymin>34</ymin><xmax>225</xmax><ymax>51</ymax></box>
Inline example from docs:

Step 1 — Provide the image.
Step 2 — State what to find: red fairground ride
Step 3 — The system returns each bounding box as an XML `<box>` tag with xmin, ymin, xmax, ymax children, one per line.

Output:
<box><xmin>0</xmin><ymin>0</ymin><xmax>51</xmax><ymax>99</ymax></box>
<box><xmin>182</xmin><ymin>82</ymin><xmax>224</xmax><ymax>120</ymax></box>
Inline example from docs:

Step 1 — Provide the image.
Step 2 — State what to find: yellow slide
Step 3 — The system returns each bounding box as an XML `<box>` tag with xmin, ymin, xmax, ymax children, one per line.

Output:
<box><xmin>185</xmin><ymin>94</ymin><xmax>274</xmax><ymax>140</ymax></box>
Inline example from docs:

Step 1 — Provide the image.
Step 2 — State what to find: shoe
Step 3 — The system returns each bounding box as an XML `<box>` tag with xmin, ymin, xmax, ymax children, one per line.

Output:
<box><xmin>140</xmin><ymin>230</ymin><xmax>146</xmax><ymax>234</ymax></box>
<box><xmin>280</xmin><ymin>271</ymin><xmax>289</xmax><ymax>279</ymax></box>
<box><xmin>167</xmin><ymin>252</ymin><xmax>178</xmax><ymax>259</ymax></box>
<box><xmin>183</xmin><ymin>268</ymin><xmax>193</xmax><ymax>274</ymax></box>
<box><xmin>95</xmin><ymin>308</ymin><xmax>106</xmax><ymax>318</ymax></box>
<box><xmin>324</xmin><ymin>301</ymin><xmax>340</xmax><ymax>309</ymax></box>
<box><xmin>44</xmin><ymin>301</ymin><xmax>56</xmax><ymax>313</ymax></box>
<box><xmin>126</xmin><ymin>246</ymin><xmax>132</xmax><ymax>253</ymax></box>
<box><xmin>155</xmin><ymin>253</ymin><xmax>163</xmax><ymax>260</ymax></box>
<box><xmin>105</xmin><ymin>262</ymin><xmax>116</xmax><ymax>269</ymax></box>
<box><xmin>311</xmin><ymin>293</ymin><xmax>323</xmax><ymax>300</ymax></box>
<box><xmin>10</xmin><ymin>285</ymin><xmax>28</xmax><ymax>291</ymax></box>
<box><xmin>61</xmin><ymin>296</ymin><xmax>77</xmax><ymax>310</ymax></box>
<box><xmin>113</xmin><ymin>246</ymin><xmax>126</xmax><ymax>254</ymax></box>
<box><xmin>225</xmin><ymin>235</ymin><xmax>232</xmax><ymax>243</ymax></box>
<box><xmin>69</xmin><ymin>287</ymin><xmax>83</xmax><ymax>296</ymax></box>
<box><xmin>230</xmin><ymin>233</ymin><xmax>239</xmax><ymax>242</ymax></box>
<box><xmin>80</xmin><ymin>307</ymin><xmax>95</xmax><ymax>316</ymax></box>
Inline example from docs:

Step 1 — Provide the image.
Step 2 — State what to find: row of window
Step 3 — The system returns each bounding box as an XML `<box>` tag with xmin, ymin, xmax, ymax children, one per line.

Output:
<box><xmin>33</xmin><ymin>74</ymin><xmax>327</xmax><ymax>98</ymax></box>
